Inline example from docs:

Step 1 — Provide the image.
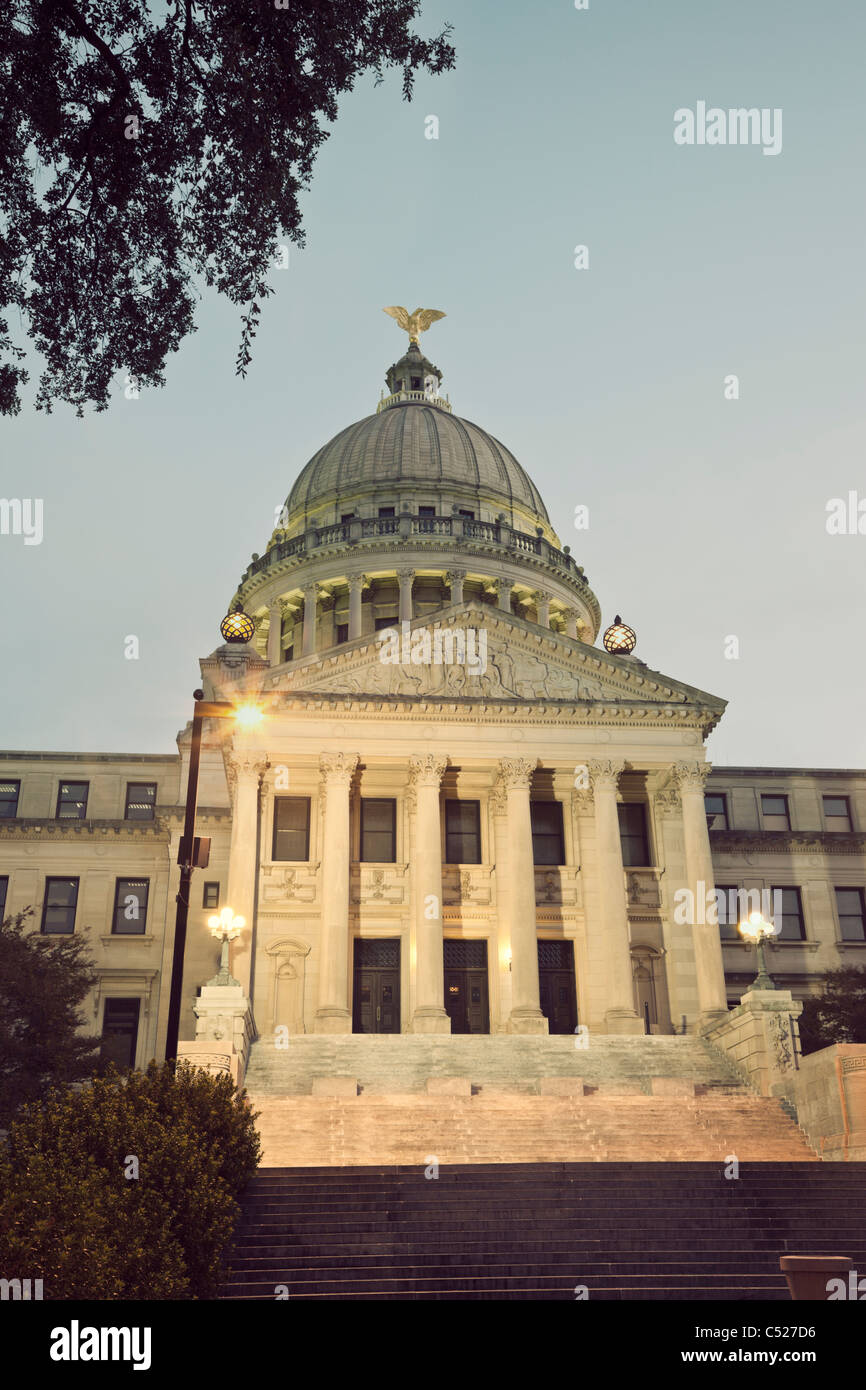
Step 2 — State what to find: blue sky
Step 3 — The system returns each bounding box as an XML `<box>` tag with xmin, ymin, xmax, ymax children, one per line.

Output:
<box><xmin>2</xmin><ymin>0</ymin><xmax>865</xmax><ymax>766</ymax></box>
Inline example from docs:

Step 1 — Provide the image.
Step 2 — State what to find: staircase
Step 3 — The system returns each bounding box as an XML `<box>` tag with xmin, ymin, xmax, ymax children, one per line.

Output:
<box><xmin>221</xmin><ymin>1162</ymin><xmax>866</xmax><ymax>1300</ymax></box>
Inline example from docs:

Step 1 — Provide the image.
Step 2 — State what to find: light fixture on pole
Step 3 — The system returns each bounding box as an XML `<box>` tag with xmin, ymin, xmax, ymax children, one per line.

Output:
<box><xmin>207</xmin><ymin>906</ymin><xmax>246</xmax><ymax>987</ymax></box>
<box><xmin>738</xmin><ymin>910</ymin><xmax>780</xmax><ymax>991</ymax></box>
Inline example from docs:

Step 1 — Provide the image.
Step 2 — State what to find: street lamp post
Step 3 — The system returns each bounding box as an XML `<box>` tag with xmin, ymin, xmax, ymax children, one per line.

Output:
<box><xmin>738</xmin><ymin>911</ymin><xmax>780</xmax><ymax>992</ymax></box>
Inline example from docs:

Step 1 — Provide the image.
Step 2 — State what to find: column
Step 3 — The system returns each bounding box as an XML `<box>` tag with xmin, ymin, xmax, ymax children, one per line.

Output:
<box><xmin>446</xmin><ymin>568</ymin><xmax>466</xmax><ymax>607</ymax></box>
<box><xmin>498</xmin><ymin>579</ymin><xmax>513</xmax><ymax>613</ymax></box>
<box><xmin>534</xmin><ymin>590</ymin><xmax>551</xmax><ymax>628</ymax></box>
<box><xmin>409</xmin><ymin>754</ymin><xmax>450</xmax><ymax>1032</ymax></box>
<box><xmin>490</xmin><ymin>780</ymin><xmax>513</xmax><ymax>1029</ymax></box>
<box><xmin>315</xmin><ymin>753</ymin><xmax>359</xmax><ymax>1032</ymax></box>
<box><xmin>266</xmin><ymin>600</ymin><xmax>284</xmax><ymax>666</ymax></box>
<box><xmin>348</xmin><ymin>574</ymin><xmax>366</xmax><ymax>640</ymax></box>
<box><xmin>302</xmin><ymin>583</ymin><xmax>318</xmax><ymax>657</ymax></box>
<box><xmin>589</xmin><ymin>759</ymin><xmax>643</xmax><ymax>1033</ymax></box>
<box><xmin>397</xmin><ymin>567</ymin><xmax>415</xmax><ymax>623</ymax></box>
<box><xmin>673</xmin><ymin>760</ymin><xmax>729</xmax><ymax>1025</ymax></box>
<box><xmin>500</xmin><ymin>757</ymin><xmax>548</xmax><ymax>1033</ymax></box>
<box><xmin>225</xmin><ymin>750</ymin><xmax>269</xmax><ymax>998</ymax></box>
<box><xmin>563</xmin><ymin>608</ymin><xmax>579</xmax><ymax>640</ymax></box>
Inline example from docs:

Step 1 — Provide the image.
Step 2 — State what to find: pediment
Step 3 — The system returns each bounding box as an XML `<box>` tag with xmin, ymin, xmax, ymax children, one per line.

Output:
<box><xmin>264</xmin><ymin>605</ymin><xmax>726</xmax><ymax>721</ymax></box>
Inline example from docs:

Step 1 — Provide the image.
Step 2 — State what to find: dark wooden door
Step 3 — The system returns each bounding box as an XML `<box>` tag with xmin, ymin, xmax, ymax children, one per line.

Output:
<box><xmin>443</xmin><ymin>940</ymin><xmax>489</xmax><ymax>1033</ymax></box>
<box><xmin>100</xmin><ymin>997</ymin><xmax>140</xmax><ymax>1070</ymax></box>
<box><xmin>537</xmin><ymin>940</ymin><xmax>578</xmax><ymax>1034</ymax></box>
<box><xmin>353</xmin><ymin>940</ymin><xmax>401</xmax><ymax>1033</ymax></box>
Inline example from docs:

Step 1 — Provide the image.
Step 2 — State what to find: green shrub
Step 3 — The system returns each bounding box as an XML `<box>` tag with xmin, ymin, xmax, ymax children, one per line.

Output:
<box><xmin>0</xmin><ymin>1060</ymin><xmax>261</xmax><ymax>1299</ymax></box>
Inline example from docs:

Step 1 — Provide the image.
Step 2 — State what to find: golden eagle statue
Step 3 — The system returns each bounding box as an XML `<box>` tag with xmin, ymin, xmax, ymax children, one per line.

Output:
<box><xmin>383</xmin><ymin>305</ymin><xmax>446</xmax><ymax>344</ymax></box>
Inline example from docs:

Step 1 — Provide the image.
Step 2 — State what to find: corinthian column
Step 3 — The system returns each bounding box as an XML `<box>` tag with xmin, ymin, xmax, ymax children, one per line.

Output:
<box><xmin>315</xmin><ymin>752</ymin><xmax>359</xmax><ymax>1033</ymax></box>
<box><xmin>302</xmin><ymin>583</ymin><xmax>318</xmax><ymax>657</ymax></box>
<box><xmin>589</xmin><ymin>759</ymin><xmax>643</xmax><ymax>1034</ymax></box>
<box><xmin>500</xmin><ymin>757</ymin><xmax>548</xmax><ymax>1033</ymax></box>
<box><xmin>225</xmin><ymin>750</ymin><xmax>269</xmax><ymax>997</ymax></box>
<box><xmin>408</xmin><ymin>754</ymin><xmax>450</xmax><ymax>1032</ymax></box>
<box><xmin>446</xmin><ymin>568</ymin><xmax>466</xmax><ymax>607</ymax></box>
<box><xmin>396</xmin><ymin>567</ymin><xmax>415</xmax><ymax>623</ymax></box>
<box><xmin>347</xmin><ymin>574</ymin><xmax>367</xmax><ymax>640</ymax></box>
<box><xmin>673</xmin><ymin>760</ymin><xmax>728</xmax><ymax>1025</ymax></box>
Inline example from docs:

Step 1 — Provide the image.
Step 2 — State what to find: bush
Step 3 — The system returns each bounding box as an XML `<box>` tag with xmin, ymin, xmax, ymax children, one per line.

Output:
<box><xmin>798</xmin><ymin>965</ymin><xmax>866</xmax><ymax>1056</ymax></box>
<box><xmin>0</xmin><ymin>1061</ymin><xmax>261</xmax><ymax>1299</ymax></box>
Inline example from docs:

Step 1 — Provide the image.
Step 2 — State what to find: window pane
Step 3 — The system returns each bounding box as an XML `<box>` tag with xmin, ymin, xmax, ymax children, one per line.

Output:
<box><xmin>360</xmin><ymin>799</ymin><xmax>396</xmax><ymax>862</ymax></box>
<box><xmin>57</xmin><ymin>782</ymin><xmax>88</xmax><ymax>819</ymax></box>
<box><xmin>445</xmin><ymin>800</ymin><xmax>481</xmax><ymax>864</ymax></box>
<box><xmin>125</xmin><ymin>783</ymin><xmax>156</xmax><ymax>819</ymax></box>
<box><xmin>772</xmin><ymin>886</ymin><xmax>804</xmax><ymax>940</ymax></box>
<box><xmin>705</xmin><ymin>793</ymin><xmax>728</xmax><ymax>828</ymax></box>
<box><xmin>715</xmin><ymin>885</ymin><xmax>740</xmax><ymax>939</ymax></box>
<box><xmin>824</xmin><ymin>796</ymin><xmax>851</xmax><ymax>829</ymax></box>
<box><xmin>531</xmin><ymin>801</ymin><xmax>565</xmax><ymax>865</ymax></box>
<box><xmin>0</xmin><ymin>780</ymin><xmax>20</xmax><ymax>817</ymax></box>
<box><xmin>618</xmin><ymin>803</ymin><xmax>650</xmax><ymax>867</ymax></box>
<box><xmin>203</xmin><ymin>882</ymin><xmax>220</xmax><ymax>909</ymax></box>
<box><xmin>761</xmin><ymin>795</ymin><xmax>789</xmax><ymax>828</ymax></box>
<box><xmin>42</xmin><ymin>878</ymin><xmax>79</xmax><ymax>934</ymax></box>
<box><xmin>272</xmin><ymin>797</ymin><xmax>310</xmax><ymax>861</ymax></box>
<box><xmin>113</xmin><ymin>878</ymin><xmax>149</xmax><ymax>934</ymax></box>
<box><xmin>100</xmin><ymin>998</ymin><xmax>140</xmax><ymax>1070</ymax></box>
<box><xmin>836</xmin><ymin>888</ymin><xmax>866</xmax><ymax>941</ymax></box>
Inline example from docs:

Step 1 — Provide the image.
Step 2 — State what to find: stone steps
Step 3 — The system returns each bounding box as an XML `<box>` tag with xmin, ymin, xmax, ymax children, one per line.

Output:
<box><xmin>220</xmin><ymin>1162</ymin><xmax>866</xmax><ymax>1300</ymax></box>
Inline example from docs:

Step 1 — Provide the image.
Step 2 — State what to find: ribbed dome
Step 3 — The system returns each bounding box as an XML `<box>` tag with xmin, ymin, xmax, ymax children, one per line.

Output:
<box><xmin>284</xmin><ymin>402</ymin><xmax>552</xmax><ymax>531</ymax></box>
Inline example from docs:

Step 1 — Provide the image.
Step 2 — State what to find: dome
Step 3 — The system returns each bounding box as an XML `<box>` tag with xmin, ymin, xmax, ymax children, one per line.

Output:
<box><xmin>284</xmin><ymin>403</ymin><xmax>552</xmax><ymax>533</ymax></box>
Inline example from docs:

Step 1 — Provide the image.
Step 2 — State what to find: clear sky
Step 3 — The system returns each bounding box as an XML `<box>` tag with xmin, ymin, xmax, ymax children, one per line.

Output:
<box><xmin>2</xmin><ymin>0</ymin><xmax>864</xmax><ymax>767</ymax></box>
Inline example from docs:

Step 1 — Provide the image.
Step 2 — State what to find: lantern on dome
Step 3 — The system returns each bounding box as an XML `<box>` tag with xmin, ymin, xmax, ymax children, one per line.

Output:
<box><xmin>220</xmin><ymin>610</ymin><xmax>255</xmax><ymax>644</ymax></box>
<box><xmin>602</xmin><ymin>614</ymin><xmax>636</xmax><ymax>655</ymax></box>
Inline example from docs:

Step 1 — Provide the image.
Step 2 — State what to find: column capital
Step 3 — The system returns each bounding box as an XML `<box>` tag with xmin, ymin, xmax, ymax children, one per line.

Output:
<box><xmin>225</xmin><ymin>752</ymin><xmax>269</xmax><ymax>805</ymax></box>
<box><xmin>347</xmin><ymin>572</ymin><xmax>368</xmax><ymax>592</ymax></box>
<box><xmin>408</xmin><ymin>753</ymin><xmax>448</xmax><ymax>789</ymax></box>
<box><xmin>445</xmin><ymin>567</ymin><xmax>467</xmax><ymax>585</ymax></box>
<box><xmin>532</xmin><ymin>589</ymin><xmax>551</xmax><ymax>604</ymax></box>
<box><xmin>588</xmin><ymin>758</ymin><xmax>625</xmax><ymax>792</ymax></box>
<box><xmin>672</xmin><ymin>760</ymin><xmax>711</xmax><ymax>792</ymax></box>
<box><xmin>319</xmin><ymin>752</ymin><xmax>359</xmax><ymax>786</ymax></box>
<box><xmin>301</xmin><ymin>581</ymin><xmax>319</xmax><ymax>600</ymax></box>
<box><xmin>395</xmin><ymin>566</ymin><xmax>416</xmax><ymax>582</ymax></box>
<box><xmin>489</xmin><ymin>779</ymin><xmax>508</xmax><ymax>816</ymax></box>
<box><xmin>499</xmin><ymin>757</ymin><xmax>537</xmax><ymax>790</ymax></box>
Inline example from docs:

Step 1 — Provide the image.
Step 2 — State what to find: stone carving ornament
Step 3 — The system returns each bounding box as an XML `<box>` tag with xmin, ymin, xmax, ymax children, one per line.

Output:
<box><xmin>587</xmin><ymin>758</ymin><xmax>625</xmax><ymax>793</ymax></box>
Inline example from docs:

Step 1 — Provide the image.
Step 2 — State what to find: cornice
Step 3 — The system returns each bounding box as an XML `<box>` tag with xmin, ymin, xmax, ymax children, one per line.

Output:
<box><xmin>0</xmin><ymin>818</ymin><xmax>169</xmax><ymax>839</ymax></box>
<box><xmin>710</xmin><ymin>829</ymin><xmax>866</xmax><ymax>854</ymax></box>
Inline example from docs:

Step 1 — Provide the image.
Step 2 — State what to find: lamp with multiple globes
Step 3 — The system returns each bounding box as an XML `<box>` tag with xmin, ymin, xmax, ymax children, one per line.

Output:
<box><xmin>738</xmin><ymin>910</ymin><xmax>780</xmax><ymax>991</ymax></box>
<box><xmin>207</xmin><ymin>906</ymin><xmax>246</xmax><ymax>986</ymax></box>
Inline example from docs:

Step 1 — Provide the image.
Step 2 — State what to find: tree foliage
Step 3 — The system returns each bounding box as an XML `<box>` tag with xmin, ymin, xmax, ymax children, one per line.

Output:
<box><xmin>798</xmin><ymin>965</ymin><xmax>866</xmax><ymax>1056</ymax></box>
<box><xmin>0</xmin><ymin>1</ymin><xmax>456</xmax><ymax>414</ymax></box>
<box><xmin>0</xmin><ymin>908</ymin><xmax>101</xmax><ymax>1128</ymax></box>
<box><xmin>0</xmin><ymin>1061</ymin><xmax>261</xmax><ymax>1299</ymax></box>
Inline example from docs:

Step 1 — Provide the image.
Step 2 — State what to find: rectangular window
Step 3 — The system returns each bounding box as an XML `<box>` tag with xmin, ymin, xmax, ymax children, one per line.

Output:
<box><xmin>377</xmin><ymin>506</ymin><xmax>395</xmax><ymax>518</ymax></box>
<box><xmin>0</xmin><ymin>875</ymin><xmax>7</xmax><ymax>919</ymax></box>
<box><xmin>457</xmin><ymin>508</ymin><xmax>475</xmax><ymax>520</ymax></box>
<box><xmin>836</xmin><ymin>888</ymin><xmax>866</xmax><ymax>941</ymax></box>
<box><xmin>282</xmin><ymin>643</ymin><xmax>293</xmax><ymax>663</ymax></box>
<box><xmin>41</xmin><ymin>877</ymin><xmax>79</xmax><ymax>934</ymax></box>
<box><xmin>618</xmin><ymin>803</ymin><xmax>651</xmax><ymax>867</ymax></box>
<box><xmin>272</xmin><ymin>796</ymin><xmax>311</xmax><ymax>861</ymax></box>
<box><xmin>360</xmin><ymin>798</ymin><xmax>396</xmax><ymax>862</ymax></box>
<box><xmin>419</xmin><ymin>506</ymin><xmax>436</xmax><ymax>518</ymax></box>
<box><xmin>714</xmin><ymin>885</ymin><xmax>741</xmax><ymax>941</ymax></box>
<box><xmin>56</xmin><ymin>781</ymin><xmax>89</xmax><ymax>819</ymax></box>
<box><xmin>113</xmin><ymin>878</ymin><xmax>149</xmax><ymax>935</ymax></box>
<box><xmin>340</xmin><ymin>513</ymin><xmax>356</xmax><ymax>523</ymax></box>
<box><xmin>531</xmin><ymin>801</ymin><xmax>565</xmax><ymax>865</ymax></box>
<box><xmin>0</xmin><ymin>780</ymin><xmax>20</xmax><ymax>818</ymax></box>
<box><xmin>100</xmin><ymin>998</ymin><xmax>141</xmax><ymax>1071</ymax></box>
<box><xmin>336</xmin><ymin>623</ymin><xmax>349</xmax><ymax>644</ymax></box>
<box><xmin>771</xmin><ymin>886</ymin><xmax>805</xmax><ymax>940</ymax></box>
<box><xmin>203</xmin><ymin>882</ymin><xmax>220</xmax><ymax>910</ymax></box>
<box><xmin>125</xmin><ymin>782</ymin><xmax>156</xmax><ymax>820</ymax></box>
<box><xmin>761</xmin><ymin>794</ymin><xmax>790</xmax><ymax>830</ymax></box>
<box><xmin>824</xmin><ymin>796</ymin><xmax>852</xmax><ymax>831</ymax></box>
<box><xmin>445</xmin><ymin>800</ymin><xmax>481</xmax><ymax>864</ymax></box>
<box><xmin>705</xmin><ymin>792</ymin><xmax>728</xmax><ymax>829</ymax></box>
<box><xmin>374</xmin><ymin>615</ymin><xmax>397</xmax><ymax>631</ymax></box>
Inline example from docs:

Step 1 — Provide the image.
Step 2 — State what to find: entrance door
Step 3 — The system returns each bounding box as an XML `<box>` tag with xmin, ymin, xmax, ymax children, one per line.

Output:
<box><xmin>352</xmin><ymin>939</ymin><xmax>400</xmax><ymax>1033</ymax></box>
<box><xmin>100</xmin><ymin>997</ymin><xmax>140</xmax><ymax>1070</ymax></box>
<box><xmin>443</xmin><ymin>939</ymin><xmax>489</xmax><ymax>1033</ymax></box>
<box><xmin>537</xmin><ymin>940</ymin><xmax>578</xmax><ymax>1034</ymax></box>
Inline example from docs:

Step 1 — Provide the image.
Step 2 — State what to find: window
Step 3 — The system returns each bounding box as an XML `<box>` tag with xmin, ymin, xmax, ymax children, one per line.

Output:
<box><xmin>360</xmin><ymin>798</ymin><xmax>396</xmax><ymax>862</ymax></box>
<box><xmin>113</xmin><ymin>878</ymin><xmax>149</xmax><ymax>934</ymax></box>
<box><xmin>41</xmin><ymin>877</ymin><xmax>79</xmax><ymax>934</ymax></box>
<box><xmin>203</xmin><ymin>882</ymin><xmax>220</xmax><ymax>910</ymax></box>
<box><xmin>771</xmin><ymin>886</ymin><xmax>805</xmax><ymax>940</ymax></box>
<box><xmin>531</xmin><ymin>801</ymin><xmax>565</xmax><ymax>865</ymax></box>
<box><xmin>457</xmin><ymin>508</ymin><xmax>475</xmax><ymax>520</ymax></box>
<box><xmin>761</xmin><ymin>794</ymin><xmax>790</xmax><ymax>830</ymax></box>
<box><xmin>377</xmin><ymin>506</ymin><xmax>395</xmax><ymax>518</ymax></box>
<box><xmin>100</xmin><ymin>998</ymin><xmax>141</xmax><ymax>1071</ymax></box>
<box><xmin>341</xmin><ymin>513</ymin><xmax>356</xmax><ymax>523</ymax></box>
<box><xmin>336</xmin><ymin>623</ymin><xmax>349</xmax><ymax>644</ymax></box>
<box><xmin>0</xmin><ymin>780</ymin><xmax>20</xmax><ymax>818</ymax></box>
<box><xmin>375</xmin><ymin>615</ymin><xmax>397</xmax><ymax>631</ymax></box>
<box><xmin>282</xmin><ymin>643</ymin><xmax>293</xmax><ymax>663</ymax></box>
<box><xmin>0</xmin><ymin>876</ymin><xmax>7</xmax><ymax>919</ymax></box>
<box><xmin>56</xmin><ymin>781</ymin><xmax>88</xmax><ymax>819</ymax></box>
<box><xmin>824</xmin><ymin>796</ymin><xmax>852</xmax><ymax>831</ymax></box>
<box><xmin>445</xmin><ymin>800</ymin><xmax>481</xmax><ymax>864</ymax></box>
<box><xmin>705</xmin><ymin>793</ymin><xmax>728</xmax><ymax>829</ymax></box>
<box><xmin>410</xmin><ymin>376</ymin><xmax>422</xmax><ymax>389</ymax></box>
<box><xmin>714</xmin><ymin>885</ymin><xmax>741</xmax><ymax>940</ymax></box>
<box><xmin>272</xmin><ymin>796</ymin><xmax>311</xmax><ymax>861</ymax></box>
<box><xmin>836</xmin><ymin>888</ymin><xmax>866</xmax><ymax>941</ymax></box>
<box><xmin>419</xmin><ymin>506</ymin><xmax>436</xmax><ymax>518</ymax></box>
<box><xmin>125</xmin><ymin>782</ymin><xmax>156</xmax><ymax>820</ymax></box>
<box><xmin>618</xmin><ymin>803</ymin><xmax>651</xmax><ymax>867</ymax></box>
